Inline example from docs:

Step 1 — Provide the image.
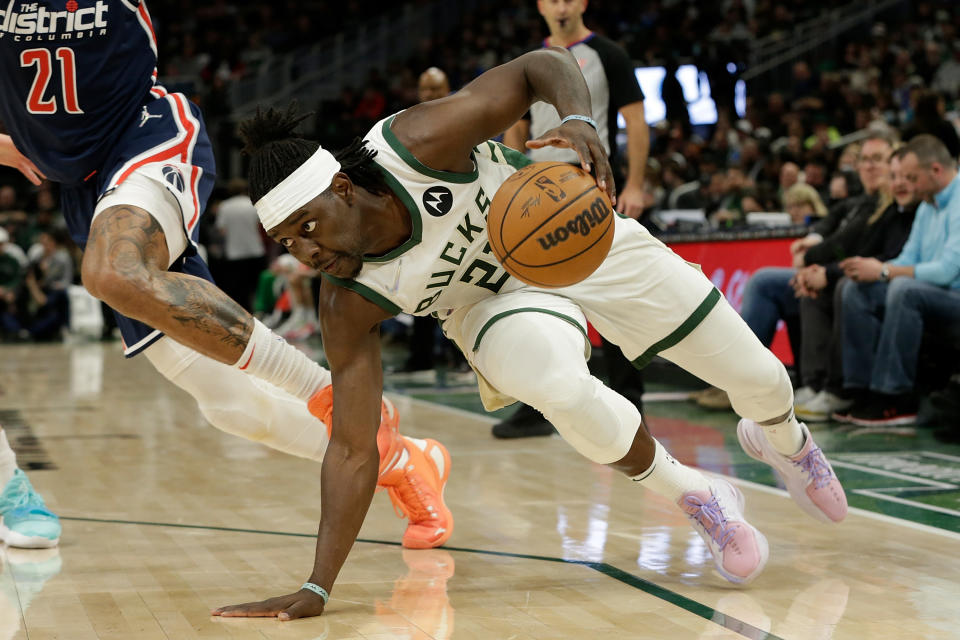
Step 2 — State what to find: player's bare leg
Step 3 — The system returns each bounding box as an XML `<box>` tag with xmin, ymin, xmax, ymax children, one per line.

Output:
<box><xmin>82</xmin><ymin>205</ymin><xmax>252</xmax><ymax>365</ymax></box>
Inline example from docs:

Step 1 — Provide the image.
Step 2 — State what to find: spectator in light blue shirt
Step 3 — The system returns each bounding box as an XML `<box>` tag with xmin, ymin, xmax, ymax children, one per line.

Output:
<box><xmin>836</xmin><ymin>134</ymin><xmax>960</xmax><ymax>426</ymax></box>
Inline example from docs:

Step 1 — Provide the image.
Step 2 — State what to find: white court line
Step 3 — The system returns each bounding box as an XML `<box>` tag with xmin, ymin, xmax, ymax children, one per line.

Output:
<box><xmin>853</xmin><ymin>489</ymin><xmax>960</xmax><ymax>519</ymax></box>
<box><xmin>728</xmin><ymin>477</ymin><xmax>960</xmax><ymax>541</ymax></box>
<box><xmin>836</xmin><ymin>450</ymin><xmax>960</xmax><ymax>464</ymax></box>
<box><xmin>402</xmin><ymin>397</ymin><xmax>960</xmax><ymax>542</ymax></box>
<box><xmin>829</xmin><ymin>460</ymin><xmax>957</xmax><ymax>489</ymax></box>
<box><xmin>920</xmin><ymin>450</ymin><xmax>960</xmax><ymax>463</ymax></box>
<box><xmin>865</xmin><ymin>486</ymin><xmax>960</xmax><ymax>493</ymax></box>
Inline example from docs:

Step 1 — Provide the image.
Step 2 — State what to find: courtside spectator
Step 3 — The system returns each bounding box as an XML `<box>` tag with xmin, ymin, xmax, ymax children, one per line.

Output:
<box><xmin>794</xmin><ymin>147</ymin><xmax>919</xmax><ymax>421</ymax></box>
<box><xmin>837</xmin><ymin>135</ymin><xmax>960</xmax><ymax>426</ymax></box>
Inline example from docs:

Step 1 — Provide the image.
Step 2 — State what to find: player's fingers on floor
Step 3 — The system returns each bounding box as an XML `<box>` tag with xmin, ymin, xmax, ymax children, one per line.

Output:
<box><xmin>212</xmin><ymin>596</ymin><xmax>293</xmax><ymax>617</ymax></box>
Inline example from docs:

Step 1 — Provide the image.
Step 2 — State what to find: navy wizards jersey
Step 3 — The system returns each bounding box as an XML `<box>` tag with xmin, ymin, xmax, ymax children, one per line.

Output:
<box><xmin>0</xmin><ymin>0</ymin><xmax>160</xmax><ymax>185</ymax></box>
<box><xmin>0</xmin><ymin>0</ymin><xmax>218</xmax><ymax>357</ymax></box>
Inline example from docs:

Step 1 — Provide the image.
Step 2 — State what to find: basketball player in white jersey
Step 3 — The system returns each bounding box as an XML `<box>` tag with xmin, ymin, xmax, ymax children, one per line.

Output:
<box><xmin>213</xmin><ymin>46</ymin><xmax>847</xmax><ymax>621</ymax></box>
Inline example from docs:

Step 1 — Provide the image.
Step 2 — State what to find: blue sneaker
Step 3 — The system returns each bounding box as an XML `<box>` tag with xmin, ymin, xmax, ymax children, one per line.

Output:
<box><xmin>0</xmin><ymin>470</ymin><xmax>61</xmax><ymax>548</ymax></box>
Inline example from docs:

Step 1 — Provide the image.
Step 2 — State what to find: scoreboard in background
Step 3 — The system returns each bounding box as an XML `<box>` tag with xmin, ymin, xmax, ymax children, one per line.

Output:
<box><xmin>617</xmin><ymin>64</ymin><xmax>746</xmax><ymax>127</ymax></box>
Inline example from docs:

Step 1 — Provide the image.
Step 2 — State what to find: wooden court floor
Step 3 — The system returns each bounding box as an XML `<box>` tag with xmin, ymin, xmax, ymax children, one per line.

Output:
<box><xmin>1</xmin><ymin>342</ymin><xmax>959</xmax><ymax>639</ymax></box>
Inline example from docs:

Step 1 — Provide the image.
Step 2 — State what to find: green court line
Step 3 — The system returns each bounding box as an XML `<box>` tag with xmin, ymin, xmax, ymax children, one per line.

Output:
<box><xmin>59</xmin><ymin>515</ymin><xmax>780</xmax><ymax>640</ymax></box>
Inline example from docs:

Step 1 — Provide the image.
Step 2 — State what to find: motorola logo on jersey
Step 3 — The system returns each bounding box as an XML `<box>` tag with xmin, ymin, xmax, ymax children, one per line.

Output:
<box><xmin>0</xmin><ymin>1</ymin><xmax>110</xmax><ymax>41</ymax></box>
<box><xmin>161</xmin><ymin>165</ymin><xmax>185</xmax><ymax>193</ymax></box>
<box><xmin>422</xmin><ymin>186</ymin><xmax>453</xmax><ymax>217</ymax></box>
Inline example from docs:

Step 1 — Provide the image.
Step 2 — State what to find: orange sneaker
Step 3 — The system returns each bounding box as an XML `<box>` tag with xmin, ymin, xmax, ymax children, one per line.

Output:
<box><xmin>386</xmin><ymin>438</ymin><xmax>454</xmax><ymax>549</ymax></box>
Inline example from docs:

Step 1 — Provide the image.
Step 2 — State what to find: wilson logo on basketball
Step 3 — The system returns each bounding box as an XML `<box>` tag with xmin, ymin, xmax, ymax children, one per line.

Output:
<box><xmin>536</xmin><ymin>196</ymin><xmax>610</xmax><ymax>251</ymax></box>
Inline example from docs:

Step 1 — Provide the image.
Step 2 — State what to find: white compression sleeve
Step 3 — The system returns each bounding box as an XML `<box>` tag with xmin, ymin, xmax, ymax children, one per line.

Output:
<box><xmin>473</xmin><ymin>312</ymin><xmax>641</xmax><ymax>465</ymax></box>
<box><xmin>146</xmin><ymin>337</ymin><xmax>329</xmax><ymax>461</ymax></box>
<box><xmin>232</xmin><ymin>318</ymin><xmax>331</xmax><ymax>401</ymax></box>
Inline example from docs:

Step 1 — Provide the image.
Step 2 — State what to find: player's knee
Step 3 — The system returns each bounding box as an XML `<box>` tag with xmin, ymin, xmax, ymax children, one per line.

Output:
<box><xmin>477</xmin><ymin>313</ymin><xmax>589</xmax><ymax>408</ymax></box>
<box><xmin>81</xmin><ymin>261</ymin><xmax>140</xmax><ymax>308</ymax></box>
<box><xmin>541</xmin><ymin>374</ymin><xmax>642</xmax><ymax>464</ymax></box>
<box><xmin>535</xmin><ymin>367</ymin><xmax>594</xmax><ymax>411</ymax></box>
<box><xmin>79</xmin><ymin>247</ymin><xmax>107</xmax><ymax>300</ymax></box>
<box><xmin>80</xmin><ymin>247</ymin><xmax>155</xmax><ymax>311</ymax></box>
<box><xmin>727</xmin><ymin>354</ymin><xmax>793</xmax><ymax>419</ymax></box>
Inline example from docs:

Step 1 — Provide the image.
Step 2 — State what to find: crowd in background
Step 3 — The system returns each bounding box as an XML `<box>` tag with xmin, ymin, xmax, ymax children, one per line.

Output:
<box><xmin>313</xmin><ymin>1</ymin><xmax>960</xmax><ymax>225</ymax></box>
<box><xmin>1</xmin><ymin>0</ymin><xmax>959</xmax><ymax>434</ymax></box>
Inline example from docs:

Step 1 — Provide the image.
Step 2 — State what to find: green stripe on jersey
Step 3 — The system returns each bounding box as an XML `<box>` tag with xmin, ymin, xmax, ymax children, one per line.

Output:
<box><xmin>322</xmin><ymin>274</ymin><xmax>402</xmax><ymax>316</ymax></box>
<box><xmin>631</xmin><ymin>288</ymin><xmax>721</xmax><ymax>369</ymax></box>
<box><xmin>363</xmin><ymin>166</ymin><xmax>423</xmax><ymax>262</ymax></box>
<box><xmin>382</xmin><ymin>116</ymin><xmax>478</xmax><ymax>183</ymax></box>
<box><xmin>472</xmin><ymin>307</ymin><xmax>587</xmax><ymax>352</ymax></box>
<box><xmin>493</xmin><ymin>141</ymin><xmax>533</xmax><ymax>169</ymax></box>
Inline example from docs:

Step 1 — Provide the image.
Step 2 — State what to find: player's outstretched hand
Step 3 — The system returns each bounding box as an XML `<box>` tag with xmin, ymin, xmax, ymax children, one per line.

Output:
<box><xmin>0</xmin><ymin>134</ymin><xmax>46</xmax><ymax>186</ymax></box>
<box><xmin>526</xmin><ymin>120</ymin><xmax>616</xmax><ymax>207</ymax></box>
<box><xmin>212</xmin><ymin>588</ymin><xmax>326</xmax><ymax>621</ymax></box>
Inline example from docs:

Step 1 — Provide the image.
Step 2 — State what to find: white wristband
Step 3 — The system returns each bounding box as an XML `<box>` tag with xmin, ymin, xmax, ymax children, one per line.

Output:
<box><xmin>560</xmin><ymin>114</ymin><xmax>598</xmax><ymax>131</ymax></box>
<box><xmin>301</xmin><ymin>582</ymin><xmax>330</xmax><ymax>604</ymax></box>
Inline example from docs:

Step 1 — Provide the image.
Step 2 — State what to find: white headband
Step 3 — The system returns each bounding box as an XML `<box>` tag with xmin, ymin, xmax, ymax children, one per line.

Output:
<box><xmin>254</xmin><ymin>147</ymin><xmax>341</xmax><ymax>230</ymax></box>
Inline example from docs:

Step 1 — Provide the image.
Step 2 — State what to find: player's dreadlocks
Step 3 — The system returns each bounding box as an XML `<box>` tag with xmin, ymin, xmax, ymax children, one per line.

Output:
<box><xmin>239</xmin><ymin>102</ymin><xmax>389</xmax><ymax>203</ymax></box>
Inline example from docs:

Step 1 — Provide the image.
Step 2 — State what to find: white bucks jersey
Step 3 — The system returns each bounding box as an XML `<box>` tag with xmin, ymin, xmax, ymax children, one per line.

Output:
<box><xmin>323</xmin><ymin>115</ymin><xmax>532</xmax><ymax>317</ymax></box>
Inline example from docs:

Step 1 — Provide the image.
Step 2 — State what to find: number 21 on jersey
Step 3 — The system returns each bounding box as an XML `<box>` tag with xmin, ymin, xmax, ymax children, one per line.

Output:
<box><xmin>20</xmin><ymin>47</ymin><xmax>83</xmax><ymax>114</ymax></box>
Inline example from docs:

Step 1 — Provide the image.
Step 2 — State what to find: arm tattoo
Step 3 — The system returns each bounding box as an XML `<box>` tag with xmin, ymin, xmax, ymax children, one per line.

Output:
<box><xmin>89</xmin><ymin>206</ymin><xmax>253</xmax><ymax>351</ymax></box>
<box><xmin>162</xmin><ymin>276</ymin><xmax>251</xmax><ymax>350</ymax></box>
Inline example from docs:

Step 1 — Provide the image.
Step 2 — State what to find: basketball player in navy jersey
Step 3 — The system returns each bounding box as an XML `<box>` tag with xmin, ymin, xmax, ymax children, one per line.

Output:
<box><xmin>0</xmin><ymin>0</ymin><xmax>452</xmax><ymax>553</ymax></box>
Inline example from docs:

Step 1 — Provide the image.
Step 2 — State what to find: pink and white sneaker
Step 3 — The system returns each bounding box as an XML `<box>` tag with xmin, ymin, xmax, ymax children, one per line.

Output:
<box><xmin>679</xmin><ymin>479</ymin><xmax>768</xmax><ymax>584</ymax></box>
<box><xmin>737</xmin><ymin>419</ymin><xmax>847</xmax><ymax>523</ymax></box>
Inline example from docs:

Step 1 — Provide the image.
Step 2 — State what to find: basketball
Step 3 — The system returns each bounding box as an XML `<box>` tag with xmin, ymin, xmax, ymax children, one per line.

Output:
<box><xmin>488</xmin><ymin>162</ymin><xmax>615</xmax><ymax>288</ymax></box>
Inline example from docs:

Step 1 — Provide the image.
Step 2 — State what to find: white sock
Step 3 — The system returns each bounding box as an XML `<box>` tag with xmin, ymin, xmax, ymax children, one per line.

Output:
<box><xmin>232</xmin><ymin>318</ymin><xmax>331</xmax><ymax>401</ymax></box>
<box><xmin>147</xmin><ymin>337</ymin><xmax>330</xmax><ymax>461</ymax></box>
<box><xmin>0</xmin><ymin>429</ymin><xmax>18</xmax><ymax>488</ymax></box>
<box><xmin>630</xmin><ymin>440</ymin><xmax>711</xmax><ymax>503</ymax></box>
<box><xmin>761</xmin><ymin>414</ymin><xmax>805</xmax><ymax>456</ymax></box>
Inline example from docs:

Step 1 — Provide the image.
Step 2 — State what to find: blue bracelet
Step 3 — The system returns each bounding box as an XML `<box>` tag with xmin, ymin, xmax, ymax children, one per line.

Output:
<box><xmin>560</xmin><ymin>114</ymin><xmax>599</xmax><ymax>131</ymax></box>
<box><xmin>301</xmin><ymin>582</ymin><xmax>330</xmax><ymax>604</ymax></box>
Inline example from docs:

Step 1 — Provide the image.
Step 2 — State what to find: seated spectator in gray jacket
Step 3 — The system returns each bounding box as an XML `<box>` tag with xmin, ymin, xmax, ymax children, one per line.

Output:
<box><xmin>791</xmin><ymin>146</ymin><xmax>919</xmax><ymax>421</ymax></box>
<box><xmin>837</xmin><ymin>135</ymin><xmax>960</xmax><ymax>426</ymax></box>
